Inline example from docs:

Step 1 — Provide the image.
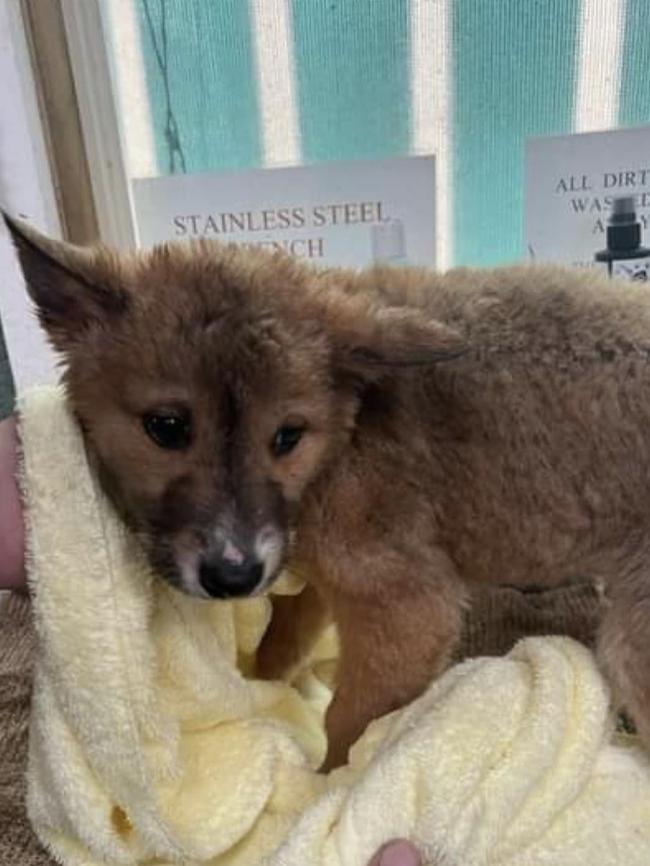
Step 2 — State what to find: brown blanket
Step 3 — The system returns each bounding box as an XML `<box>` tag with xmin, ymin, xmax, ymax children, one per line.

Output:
<box><xmin>0</xmin><ymin>582</ymin><xmax>603</xmax><ymax>866</ymax></box>
<box><xmin>0</xmin><ymin>593</ymin><xmax>45</xmax><ymax>866</ymax></box>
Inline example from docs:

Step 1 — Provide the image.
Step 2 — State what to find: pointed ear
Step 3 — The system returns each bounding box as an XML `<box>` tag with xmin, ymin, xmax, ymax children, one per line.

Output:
<box><xmin>2</xmin><ymin>212</ymin><xmax>128</xmax><ymax>351</ymax></box>
<box><xmin>329</xmin><ymin>302</ymin><xmax>466</xmax><ymax>380</ymax></box>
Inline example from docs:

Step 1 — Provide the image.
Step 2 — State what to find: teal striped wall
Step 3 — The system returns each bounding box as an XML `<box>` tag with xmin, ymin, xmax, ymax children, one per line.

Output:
<box><xmin>451</xmin><ymin>0</ymin><xmax>578</xmax><ymax>266</ymax></box>
<box><xmin>619</xmin><ymin>0</ymin><xmax>650</xmax><ymax>128</ymax></box>
<box><xmin>137</xmin><ymin>0</ymin><xmax>260</xmax><ymax>172</ymax></box>
<box><xmin>135</xmin><ymin>0</ymin><xmax>650</xmax><ymax>267</ymax></box>
<box><xmin>291</xmin><ymin>0</ymin><xmax>410</xmax><ymax>162</ymax></box>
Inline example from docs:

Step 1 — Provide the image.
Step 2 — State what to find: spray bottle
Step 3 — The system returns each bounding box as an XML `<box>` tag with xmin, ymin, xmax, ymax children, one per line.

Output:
<box><xmin>595</xmin><ymin>196</ymin><xmax>650</xmax><ymax>280</ymax></box>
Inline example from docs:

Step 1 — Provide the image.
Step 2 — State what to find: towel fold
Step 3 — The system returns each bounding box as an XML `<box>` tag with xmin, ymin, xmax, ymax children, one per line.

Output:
<box><xmin>20</xmin><ymin>385</ymin><xmax>650</xmax><ymax>866</ymax></box>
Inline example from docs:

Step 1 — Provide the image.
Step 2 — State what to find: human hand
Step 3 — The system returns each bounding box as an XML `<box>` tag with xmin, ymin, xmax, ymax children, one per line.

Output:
<box><xmin>368</xmin><ymin>839</ymin><xmax>423</xmax><ymax>866</ymax></box>
<box><xmin>0</xmin><ymin>414</ymin><xmax>25</xmax><ymax>590</ymax></box>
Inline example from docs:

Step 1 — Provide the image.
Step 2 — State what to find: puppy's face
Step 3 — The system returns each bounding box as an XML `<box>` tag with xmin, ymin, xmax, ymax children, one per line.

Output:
<box><xmin>6</xmin><ymin>217</ymin><xmax>463</xmax><ymax>599</ymax></box>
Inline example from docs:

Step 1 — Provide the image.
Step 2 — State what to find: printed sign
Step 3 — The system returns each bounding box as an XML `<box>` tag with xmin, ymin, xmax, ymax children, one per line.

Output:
<box><xmin>526</xmin><ymin>126</ymin><xmax>650</xmax><ymax>279</ymax></box>
<box><xmin>132</xmin><ymin>156</ymin><xmax>436</xmax><ymax>269</ymax></box>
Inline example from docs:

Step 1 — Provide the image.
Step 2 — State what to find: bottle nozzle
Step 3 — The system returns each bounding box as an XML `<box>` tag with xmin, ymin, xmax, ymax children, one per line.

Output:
<box><xmin>611</xmin><ymin>195</ymin><xmax>637</xmax><ymax>223</ymax></box>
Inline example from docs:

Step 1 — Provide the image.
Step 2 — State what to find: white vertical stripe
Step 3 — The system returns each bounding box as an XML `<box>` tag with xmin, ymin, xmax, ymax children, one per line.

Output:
<box><xmin>249</xmin><ymin>0</ymin><xmax>301</xmax><ymax>166</ymax></box>
<box><xmin>575</xmin><ymin>0</ymin><xmax>626</xmax><ymax>132</ymax></box>
<box><xmin>102</xmin><ymin>0</ymin><xmax>158</xmax><ymax>178</ymax></box>
<box><xmin>410</xmin><ymin>0</ymin><xmax>452</xmax><ymax>270</ymax></box>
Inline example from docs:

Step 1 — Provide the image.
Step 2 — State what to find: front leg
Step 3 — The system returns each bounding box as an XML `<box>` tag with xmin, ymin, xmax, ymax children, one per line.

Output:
<box><xmin>320</xmin><ymin>549</ymin><xmax>465</xmax><ymax>772</ymax></box>
<box><xmin>597</xmin><ymin>571</ymin><xmax>650</xmax><ymax>749</ymax></box>
<box><xmin>256</xmin><ymin>582</ymin><xmax>329</xmax><ymax>681</ymax></box>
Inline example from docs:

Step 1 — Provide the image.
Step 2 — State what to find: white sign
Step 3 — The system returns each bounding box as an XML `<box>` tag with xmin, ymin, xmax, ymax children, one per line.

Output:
<box><xmin>132</xmin><ymin>156</ymin><xmax>436</xmax><ymax>269</ymax></box>
<box><xmin>526</xmin><ymin>126</ymin><xmax>650</xmax><ymax>274</ymax></box>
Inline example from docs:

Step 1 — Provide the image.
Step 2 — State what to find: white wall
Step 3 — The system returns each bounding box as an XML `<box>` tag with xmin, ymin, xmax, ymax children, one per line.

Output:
<box><xmin>0</xmin><ymin>0</ymin><xmax>59</xmax><ymax>390</ymax></box>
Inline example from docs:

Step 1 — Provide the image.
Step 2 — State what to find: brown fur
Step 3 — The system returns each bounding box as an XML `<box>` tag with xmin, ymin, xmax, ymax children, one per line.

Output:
<box><xmin>7</xmin><ymin>213</ymin><xmax>650</xmax><ymax>771</ymax></box>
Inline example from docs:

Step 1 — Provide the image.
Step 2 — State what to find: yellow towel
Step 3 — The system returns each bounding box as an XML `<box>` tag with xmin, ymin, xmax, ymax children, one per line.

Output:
<box><xmin>20</xmin><ymin>385</ymin><xmax>650</xmax><ymax>866</ymax></box>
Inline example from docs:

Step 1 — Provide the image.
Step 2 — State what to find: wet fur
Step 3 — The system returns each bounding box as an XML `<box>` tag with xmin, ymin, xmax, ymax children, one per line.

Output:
<box><xmin>7</xmin><ymin>214</ymin><xmax>650</xmax><ymax>770</ymax></box>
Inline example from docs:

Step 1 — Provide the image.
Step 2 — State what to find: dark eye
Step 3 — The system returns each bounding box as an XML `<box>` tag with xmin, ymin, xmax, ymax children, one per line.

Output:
<box><xmin>271</xmin><ymin>425</ymin><xmax>305</xmax><ymax>457</ymax></box>
<box><xmin>143</xmin><ymin>410</ymin><xmax>192</xmax><ymax>450</ymax></box>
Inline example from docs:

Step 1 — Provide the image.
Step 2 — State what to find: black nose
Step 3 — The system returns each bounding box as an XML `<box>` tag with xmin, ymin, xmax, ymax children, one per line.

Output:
<box><xmin>198</xmin><ymin>557</ymin><xmax>265</xmax><ymax>599</ymax></box>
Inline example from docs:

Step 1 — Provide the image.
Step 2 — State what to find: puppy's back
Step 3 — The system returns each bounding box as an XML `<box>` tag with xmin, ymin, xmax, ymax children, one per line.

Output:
<box><xmin>344</xmin><ymin>263</ymin><xmax>650</xmax><ymax>584</ymax></box>
<box><xmin>346</xmin><ymin>262</ymin><xmax>650</xmax><ymax>368</ymax></box>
